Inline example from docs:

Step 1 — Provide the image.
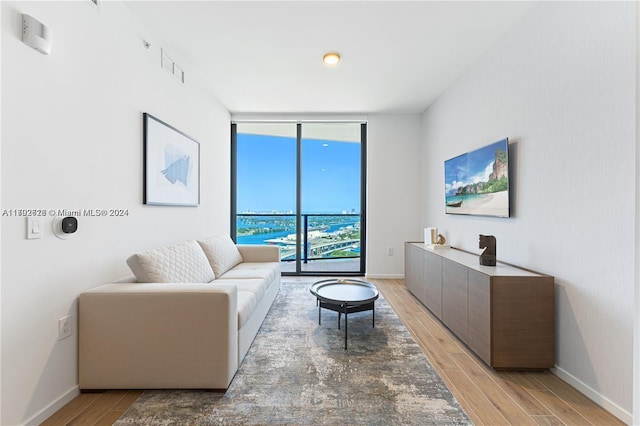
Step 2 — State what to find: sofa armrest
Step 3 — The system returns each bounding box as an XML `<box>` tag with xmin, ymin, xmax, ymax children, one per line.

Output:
<box><xmin>79</xmin><ymin>282</ymin><xmax>238</xmax><ymax>390</ymax></box>
<box><xmin>237</xmin><ymin>244</ymin><xmax>281</xmax><ymax>263</ymax></box>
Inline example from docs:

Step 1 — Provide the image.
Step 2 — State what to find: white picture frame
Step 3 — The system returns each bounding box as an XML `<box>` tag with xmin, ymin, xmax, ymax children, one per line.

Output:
<box><xmin>143</xmin><ymin>113</ymin><xmax>200</xmax><ymax>206</ymax></box>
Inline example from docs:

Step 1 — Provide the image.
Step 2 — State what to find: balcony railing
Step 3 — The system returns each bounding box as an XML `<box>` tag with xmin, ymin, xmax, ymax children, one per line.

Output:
<box><xmin>235</xmin><ymin>213</ymin><xmax>361</xmax><ymax>264</ymax></box>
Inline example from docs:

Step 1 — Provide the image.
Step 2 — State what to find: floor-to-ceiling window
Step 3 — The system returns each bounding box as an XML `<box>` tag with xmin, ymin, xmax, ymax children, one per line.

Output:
<box><xmin>231</xmin><ymin>121</ymin><xmax>366</xmax><ymax>275</ymax></box>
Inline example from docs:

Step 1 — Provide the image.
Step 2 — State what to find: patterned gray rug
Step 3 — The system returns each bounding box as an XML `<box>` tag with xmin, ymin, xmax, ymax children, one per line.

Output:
<box><xmin>115</xmin><ymin>282</ymin><xmax>471</xmax><ymax>425</ymax></box>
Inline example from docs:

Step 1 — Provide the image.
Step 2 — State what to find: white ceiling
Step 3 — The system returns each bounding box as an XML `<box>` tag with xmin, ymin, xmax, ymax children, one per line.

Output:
<box><xmin>124</xmin><ymin>1</ymin><xmax>536</xmax><ymax>114</ymax></box>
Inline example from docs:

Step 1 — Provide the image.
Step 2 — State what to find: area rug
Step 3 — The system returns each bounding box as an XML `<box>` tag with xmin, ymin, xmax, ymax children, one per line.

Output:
<box><xmin>115</xmin><ymin>282</ymin><xmax>471</xmax><ymax>425</ymax></box>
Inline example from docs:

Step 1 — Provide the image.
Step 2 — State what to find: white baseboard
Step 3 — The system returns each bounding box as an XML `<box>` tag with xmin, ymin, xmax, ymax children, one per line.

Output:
<box><xmin>24</xmin><ymin>385</ymin><xmax>79</xmax><ymax>426</ymax></box>
<box><xmin>552</xmin><ymin>366</ymin><xmax>632</xmax><ymax>425</ymax></box>
<box><xmin>365</xmin><ymin>274</ymin><xmax>404</xmax><ymax>279</ymax></box>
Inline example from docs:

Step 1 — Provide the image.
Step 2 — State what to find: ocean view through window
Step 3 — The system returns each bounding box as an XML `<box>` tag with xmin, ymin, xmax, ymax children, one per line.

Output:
<box><xmin>232</xmin><ymin>122</ymin><xmax>366</xmax><ymax>275</ymax></box>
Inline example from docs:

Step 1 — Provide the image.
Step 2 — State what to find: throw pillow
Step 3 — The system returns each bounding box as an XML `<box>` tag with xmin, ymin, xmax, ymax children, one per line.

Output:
<box><xmin>127</xmin><ymin>240</ymin><xmax>215</xmax><ymax>283</ymax></box>
<box><xmin>197</xmin><ymin>234</ymin><xmax>244</xmax><ymax>277</ymax></box>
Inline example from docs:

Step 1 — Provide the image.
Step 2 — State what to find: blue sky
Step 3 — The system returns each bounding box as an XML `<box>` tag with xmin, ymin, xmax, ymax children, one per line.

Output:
<box><xmin>236</xmin><ymin>133</ymin><xmax>361</xmax><ymax>213</ymax></box>
<box><xmin>445</xmin><ymin>139</ymin><xmax>507</xmax><ymax>195</ymax></box>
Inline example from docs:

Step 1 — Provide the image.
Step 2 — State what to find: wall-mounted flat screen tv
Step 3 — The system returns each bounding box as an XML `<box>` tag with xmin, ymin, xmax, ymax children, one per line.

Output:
<box><xmin>445</xmin><ymin>138</ymin><xmax>509</xmax><ymax>217</ymax></box>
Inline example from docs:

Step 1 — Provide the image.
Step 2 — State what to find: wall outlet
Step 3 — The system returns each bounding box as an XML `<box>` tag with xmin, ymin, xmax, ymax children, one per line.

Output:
<box><xmin>58</xmin><ymin>315</ymin><xmax>72</xmax><ymax>340</ymax></box>
<box><xmin>387</xmin><ymin>247</ymin><xmax>394</xmax><ymax>256</ymax></box>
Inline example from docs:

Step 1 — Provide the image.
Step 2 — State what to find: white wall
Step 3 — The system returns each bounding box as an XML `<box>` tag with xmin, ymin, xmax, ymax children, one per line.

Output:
<box><xmin>0</xmin><ymin>3</ymin><xmax>3</xmax><ymax>421</ymax></box>
<box><xmin>421</xmin><ymin>2</ymin><xmax>636</xmax><ymax>422</ymax></box>
<box><xmin>634</xmin><ymin>4</ymin><xmax>640</xmax><ymax>425</ymax></box>
<box><xmin>366</xmin><ymin>114</ymin><xmax>422</xmax><ymax>278</ymax></box>
<box><xmin>0</xmin><ymin>1</ymin><xmax>230</xmax><ymax>424</ymax></box>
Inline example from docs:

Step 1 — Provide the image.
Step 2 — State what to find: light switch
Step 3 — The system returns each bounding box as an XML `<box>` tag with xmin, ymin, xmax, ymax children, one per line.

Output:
<box><xmin>27</xmin><ymin>217</ymin><xmax>41</xmax><ymax>239</ymax></box>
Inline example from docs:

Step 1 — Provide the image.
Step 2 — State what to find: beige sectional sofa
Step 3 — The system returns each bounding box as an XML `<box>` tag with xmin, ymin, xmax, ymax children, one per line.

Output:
<box><xmin>78</xmin><ymin>235</ymin><xmax>281</xmax><ymax>390</ymax></box>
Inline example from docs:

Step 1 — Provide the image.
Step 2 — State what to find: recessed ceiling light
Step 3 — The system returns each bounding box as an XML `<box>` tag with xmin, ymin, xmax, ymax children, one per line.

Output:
<box><xmin>323</xmin><ymin>52</ymin><xmax>341</xmax><ymax>65</ymax></box>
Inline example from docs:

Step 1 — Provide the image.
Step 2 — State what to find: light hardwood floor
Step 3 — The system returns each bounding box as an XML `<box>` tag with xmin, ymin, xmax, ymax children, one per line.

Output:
<box><xmin>42</xmin><ymin>278</ymin><xmax>623</xmax><ymax>425</ymax></box>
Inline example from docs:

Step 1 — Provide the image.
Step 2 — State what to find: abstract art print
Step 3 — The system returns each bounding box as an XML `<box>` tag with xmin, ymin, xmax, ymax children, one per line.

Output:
<box><xmin>143</xmin><ymin>113</ymin><xmax>200</xmax><ymax>206</ymax></box>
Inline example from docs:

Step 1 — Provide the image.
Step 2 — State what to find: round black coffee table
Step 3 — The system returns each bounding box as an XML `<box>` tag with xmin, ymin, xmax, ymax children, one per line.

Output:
<box><xmin>310</xmin><ymin>279</ymin><xmax>379</xmax><ymax>349</ymax></box>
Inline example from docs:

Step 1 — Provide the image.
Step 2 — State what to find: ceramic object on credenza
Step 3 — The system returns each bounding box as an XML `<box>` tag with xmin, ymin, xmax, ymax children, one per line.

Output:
<box><xmin>426</xmin><ymin>229</ymin><xmax>450</xmax><ymax>249</ymax></box>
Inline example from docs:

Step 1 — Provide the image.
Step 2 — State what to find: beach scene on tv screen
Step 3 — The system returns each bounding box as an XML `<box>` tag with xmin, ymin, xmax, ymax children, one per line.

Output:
<box><xmin>445</xmin><ymin>139</ymin><xmax>509</xmax><ymax>217</ymax></box>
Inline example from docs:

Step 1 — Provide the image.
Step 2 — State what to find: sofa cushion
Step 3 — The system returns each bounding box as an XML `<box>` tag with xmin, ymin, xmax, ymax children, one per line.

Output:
<box><xmin>217</xmin><ymin>278</ymin><xmax>268</xmax><ymax>304</ymax></box>
<box><xmin>197</xmin><ymin>235</ymin><xmax>244</xmax><ymax>277</ymax></box>
<box><xmin>236</xmin><ymin>290</ymin><xmax>258</xmax><ymax>328</ymax></box>
<box><xmin>126</xmin><ymin>240</ymin><xmax>215</xmax><ymax>283</ymax></box>
<box><xmin>218</xmin><ymin>262</ymin><xmax>280</xmax><ymax>284</ymax></box>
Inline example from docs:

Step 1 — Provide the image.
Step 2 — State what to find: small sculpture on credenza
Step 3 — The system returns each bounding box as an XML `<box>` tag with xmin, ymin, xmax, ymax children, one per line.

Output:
<box><xmin>479</xmin><ymin>234</ymin><xmax>496</xmax><ymax>266</ymax></box>
<box><xmin>425</xmin><ymin>227</ymin><xmax>450</xmax><ymax>249</ymax></box>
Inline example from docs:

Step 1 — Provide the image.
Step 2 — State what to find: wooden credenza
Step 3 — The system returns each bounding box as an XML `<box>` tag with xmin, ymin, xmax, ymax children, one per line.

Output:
<box><xmin>405</xmin><ymin>242</ymin><xmax>554</xmax><ymax>369</ymax></box>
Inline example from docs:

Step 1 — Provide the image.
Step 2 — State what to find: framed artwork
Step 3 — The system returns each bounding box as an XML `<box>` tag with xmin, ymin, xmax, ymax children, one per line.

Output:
<box><xmin>143</xmin><ymin>113</ymin><xmax>200</xmax><ymax>206</ymax></box>
<box><xmin>444</xmin><ymin>138</ymin><xmax>509</xmax><ymax>218</ymax></box>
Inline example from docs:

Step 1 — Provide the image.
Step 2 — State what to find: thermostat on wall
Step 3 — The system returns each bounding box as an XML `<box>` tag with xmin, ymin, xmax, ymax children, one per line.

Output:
<box><xmin>53</xmin><ymin>216</ymin><xmax>77</xmax><ymax>239</ymax></box>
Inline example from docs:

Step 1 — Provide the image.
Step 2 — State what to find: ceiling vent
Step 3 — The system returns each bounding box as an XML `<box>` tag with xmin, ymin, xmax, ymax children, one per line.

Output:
<box><xmin>161</xmin><ymin>49</ymin><xmax>185</xmax><ymax>84</ymax></box>
<box><xmin>87</xmin><ymin>0</ymin><xmax>100</xmax><ymax>12</ymax></box>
